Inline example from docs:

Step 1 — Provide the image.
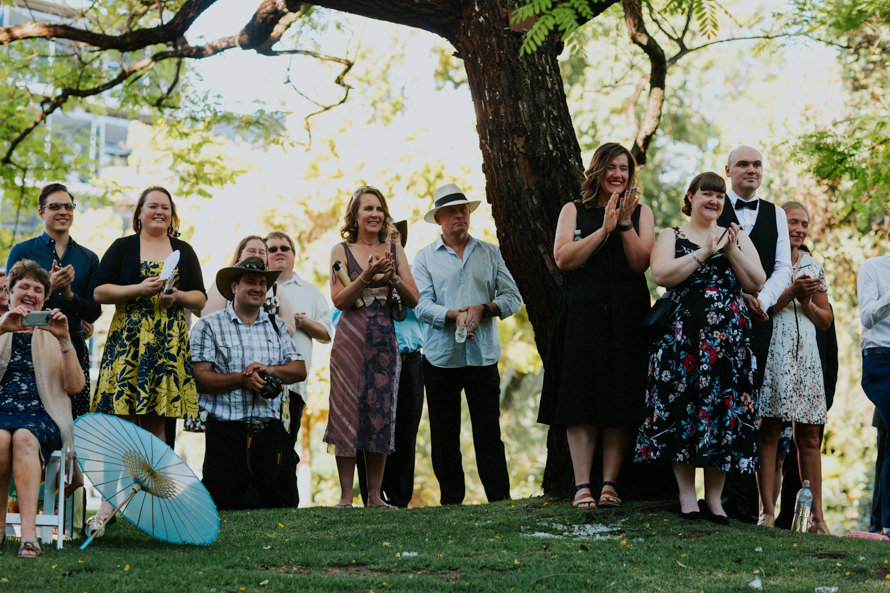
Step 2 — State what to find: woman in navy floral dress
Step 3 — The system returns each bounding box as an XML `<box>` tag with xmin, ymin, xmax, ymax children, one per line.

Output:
<box><xmin>635</xmin><ymin>172</ymin><xmax>765</xmax><ymax>522</ymax></box>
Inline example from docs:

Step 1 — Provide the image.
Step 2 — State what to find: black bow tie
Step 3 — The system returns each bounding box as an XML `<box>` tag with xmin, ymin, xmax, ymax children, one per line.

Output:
<box><xmin>734</xmin><ymin>199</ymin><xmax>757</xmax><ymax>211</ymax></box>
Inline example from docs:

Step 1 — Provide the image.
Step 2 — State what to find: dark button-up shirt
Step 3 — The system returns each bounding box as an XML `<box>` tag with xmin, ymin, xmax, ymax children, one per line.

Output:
<box><xmin>7</xmin><ymin>232</ymin><xmax>101</xmax><ymax>336</ymax></box>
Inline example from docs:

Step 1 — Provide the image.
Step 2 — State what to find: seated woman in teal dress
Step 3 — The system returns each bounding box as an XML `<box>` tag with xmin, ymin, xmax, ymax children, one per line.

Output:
<box><xmin>0</xmin><ymin>260</ymin><xmax>83</xmax><ymax>557</ymax></box>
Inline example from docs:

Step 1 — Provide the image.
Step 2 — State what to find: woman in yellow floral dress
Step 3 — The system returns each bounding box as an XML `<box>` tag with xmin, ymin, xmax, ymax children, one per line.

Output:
<box><xmin>89</xmin><ymin>187</ymin><xmax>206</xmax><ymax>532</ymax></box>
<box><xmin>92</xmin><ymin>187</ymin><xmax>206</xmax><ymax>436</ymax></box>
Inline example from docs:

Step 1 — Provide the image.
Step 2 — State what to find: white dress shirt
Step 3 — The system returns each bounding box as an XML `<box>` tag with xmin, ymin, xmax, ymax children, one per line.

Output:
<box><xmin>278</xmin><ymin>271</ymin><xmax>334</xmax><ymax>402</ymax></box>
<box><xmin>727</xmin><ymin>189</ymin><xmax>792</xmax><ymax>311</ymax></box>
<box><xmin>859</xmin><ymin>254</ymin><xmax>890</xmax><ymax>349</ymax></box>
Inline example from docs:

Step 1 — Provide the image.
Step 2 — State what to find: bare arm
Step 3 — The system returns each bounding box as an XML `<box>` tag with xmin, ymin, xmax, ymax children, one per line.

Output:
<box><xmin>295</xmin><ymin>317</ymin><xmax>331</xmax><ymax>342</ymax></box>
<box><xmin>41</xmin><ymin>309</ymin><xmax>85</xmax><ymax>394</ymax></box>
<box><xmin>192</xmin><ymin>360</ymin><xmax>248</xmax><ymax>395</ymax></box>
<box><xmin>798</xmin><ymin>288</ymin><xmax>833</xmax><ymax>331</ymax></box>
<box><xmin>553</xmin><ymin>199</ymin><xmax>617</xmax><ymax>271</ymax></box>
<box><xmin>618</xmin><ymin>202</ymin><xmax>655</xmax><ymax>274</ymax></box>
<box><xmin>94</xmin><ymin>276</ymin><xmax>163</xmax><ymax>304</ymax></box>
<box><xmin>158</xmin><ymin>288</ymin><xmax>207</xmax><ymax>311</ymax></box>
<box><xmin>649</xmin><ymin>228</ymin><xmax>698</xmax><ymax>288</ymax></box>
<box><xmin>200</xmin><ymin>283</ymin><xmax>228</xmax><ymax>317</ymax></box>
<box><xmin>724</xmin><ymin>230</ymin><xmax>766</xmax><ymax>293</ymax></box>
<box><xmin>330</xmin><ymin>243</ymin><xmax>365</xmax><ymax>311</ymax></box>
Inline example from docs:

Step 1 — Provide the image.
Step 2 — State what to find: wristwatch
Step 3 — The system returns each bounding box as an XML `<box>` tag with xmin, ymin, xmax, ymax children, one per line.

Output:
<box><xmin>481</xmin><ymin>303</ymin><xmax>492</xmax><ymax>318</ymax></box>
<box><xmin>618</xmin><ymin>222</ymin><xmax>634</xmax><ymax>232</ymax></box>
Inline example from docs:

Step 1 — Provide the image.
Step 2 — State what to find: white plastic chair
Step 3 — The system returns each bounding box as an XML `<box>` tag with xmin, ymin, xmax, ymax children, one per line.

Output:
<box><xmin>5</xmin><ymin>449</ymin><xmax>74</xmax><ymax>549</ymax></box>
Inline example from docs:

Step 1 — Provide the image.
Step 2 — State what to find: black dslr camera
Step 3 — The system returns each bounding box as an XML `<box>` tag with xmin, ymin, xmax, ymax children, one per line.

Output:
<box><xmin>257</xmin><ymin>371</ymin><xmax>283</xmax><ymax>400</ymax></box>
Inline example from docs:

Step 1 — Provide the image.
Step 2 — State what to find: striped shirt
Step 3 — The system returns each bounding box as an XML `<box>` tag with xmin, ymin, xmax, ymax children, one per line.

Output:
<box><xmin>190</xmin><ymin>306</ymin><xmax>301</xmax><ymax>421</ymax></box>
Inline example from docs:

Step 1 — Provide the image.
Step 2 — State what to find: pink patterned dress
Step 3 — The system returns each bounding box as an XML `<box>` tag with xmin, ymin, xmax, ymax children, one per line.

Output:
<box><xmin>323</xmin><ymin>242</ymin><xmax>400</xmax><ymax>456</ymax></box>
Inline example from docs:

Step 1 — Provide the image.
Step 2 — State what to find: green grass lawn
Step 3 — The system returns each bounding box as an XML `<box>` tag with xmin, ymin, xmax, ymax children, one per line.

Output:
<box><xmin>3</xmin><ymin>498</ymin><xmax>889</xmax><ymax>592</ymax></box>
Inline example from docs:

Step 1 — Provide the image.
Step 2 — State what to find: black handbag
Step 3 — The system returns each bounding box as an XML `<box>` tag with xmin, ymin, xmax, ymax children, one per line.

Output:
<box><xmin>642</xmin><ymin>293</ymin><xmax>673</xmax><ymax>334</ymax></box>
<box><xmin>387</xmin><ymin>242</ymin><xmax>407</xmax><ymax>321</ymax></box>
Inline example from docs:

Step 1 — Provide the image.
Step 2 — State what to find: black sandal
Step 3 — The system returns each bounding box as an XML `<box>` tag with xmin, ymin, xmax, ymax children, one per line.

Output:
<box><xmin>598</xmin><ymin>481</ymin><xmax>622</xmax><ymax>507</ymax></box>
<box><xmin>572</xmin><ymin>483</ymin><xmax>597</xmax><ymax>509</ymax></box>
<box><xmin>18</xmin><ymin>539</ymin><xmax>42</xmax><ymax>558</ymax></box>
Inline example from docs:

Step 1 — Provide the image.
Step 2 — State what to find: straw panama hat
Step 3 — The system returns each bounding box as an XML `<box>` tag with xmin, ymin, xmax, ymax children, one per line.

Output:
<box><xmin>423</xmin><ymin>183</ymin><xmax>481</xmax><ymax>224</ymax></box>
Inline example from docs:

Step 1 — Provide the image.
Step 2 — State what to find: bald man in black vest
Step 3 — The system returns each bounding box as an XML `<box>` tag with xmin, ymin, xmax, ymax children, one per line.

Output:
<box><xmin>717</xmin><ymin>146</ymin><xmax>793</xmax><ymax>523</ymax></box>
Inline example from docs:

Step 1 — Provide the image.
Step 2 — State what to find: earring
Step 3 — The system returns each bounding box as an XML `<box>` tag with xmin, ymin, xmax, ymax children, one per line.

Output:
<box><xmin>351</xmin><ymin>221</ymin><xmax>358</xmax><ymax>229</ymax></box>
<box><xmin>135</xmin><ymin>219</ymin><xmax>141</xmax><ymax>231</ymax></box>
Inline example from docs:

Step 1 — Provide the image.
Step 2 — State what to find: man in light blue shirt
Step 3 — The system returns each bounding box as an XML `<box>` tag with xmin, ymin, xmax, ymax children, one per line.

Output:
<box><xmin>859</xmin><ymin>229</ymin><xmax>890</xmax><ymax>535</ymax></box>
<box><xmin>414</xmin><ymin>183</ymin><xmax>522</xmax><ymax>504</ymax></box>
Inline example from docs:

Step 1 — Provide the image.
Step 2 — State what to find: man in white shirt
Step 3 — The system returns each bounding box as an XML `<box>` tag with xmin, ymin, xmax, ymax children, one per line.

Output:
<box><xmin>859</xmin><ymin>229</ymin><xmax>890</xmax><ymax>535</ymax></box>
<box><xmin>266</xmin><ymin>230</ymin><xmax>333</xmax><ymax>440</ymax></box>
<box><xmin>717</xmin><ymin>146</ymin><xmax>792</xmax><ymax>523</ymax></box>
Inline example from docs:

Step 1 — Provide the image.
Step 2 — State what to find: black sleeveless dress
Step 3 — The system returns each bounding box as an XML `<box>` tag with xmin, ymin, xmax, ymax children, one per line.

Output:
<box><xmin>538</xmin><ymin>202</ymin><xmax>650</xmax><ymax>428</ymax></box>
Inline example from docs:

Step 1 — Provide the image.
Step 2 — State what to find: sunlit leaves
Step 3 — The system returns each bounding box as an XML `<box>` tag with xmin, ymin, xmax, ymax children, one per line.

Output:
<box><xmin>513</xmin><ymin>0</ymin><xmax>726</xmax><ymax>55</ymax></box>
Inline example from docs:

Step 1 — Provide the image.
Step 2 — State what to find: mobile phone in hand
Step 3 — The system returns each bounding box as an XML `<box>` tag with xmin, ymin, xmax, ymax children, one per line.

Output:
<box><xmin>22</xmin><ymin>311</ymin><xmax>52</xmax><ymax>327</ymax></box>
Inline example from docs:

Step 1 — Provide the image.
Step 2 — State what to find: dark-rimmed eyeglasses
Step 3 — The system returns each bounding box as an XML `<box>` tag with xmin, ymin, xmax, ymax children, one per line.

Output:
<box><xmin>267</xmin><ymin>245</ymin><xmax>292</xmax><ymax>254</ymax></box>
<box><xmin>43</xmin><ymin>202</ymin><xmax>76</xmax><ymax>212</ymax></box>
<box><xmin>353</xmin><ymin>185</ymin><xmax>381</xmax><ymax>198</ymax></box>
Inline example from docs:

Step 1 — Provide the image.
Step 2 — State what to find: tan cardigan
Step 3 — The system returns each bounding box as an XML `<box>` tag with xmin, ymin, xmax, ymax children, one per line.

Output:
<box><xmin>0</xmin><ymin>330</ymin><xmax>76</xmax><ymax>456</ymax></box>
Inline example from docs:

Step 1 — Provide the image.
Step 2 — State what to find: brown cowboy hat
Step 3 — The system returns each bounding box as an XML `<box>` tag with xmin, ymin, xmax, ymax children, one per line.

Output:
<box><xmin>215</xmin><ymin>256</ymin><xmax>281</xmax><ymax>301</ymax></box>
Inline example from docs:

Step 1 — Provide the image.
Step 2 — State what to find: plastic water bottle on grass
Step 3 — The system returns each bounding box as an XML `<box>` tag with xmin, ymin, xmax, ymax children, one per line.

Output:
<box><xmin>791</xmin><ymin>480</ymin><xmax>812</xmax><ymax>533</ymax></box>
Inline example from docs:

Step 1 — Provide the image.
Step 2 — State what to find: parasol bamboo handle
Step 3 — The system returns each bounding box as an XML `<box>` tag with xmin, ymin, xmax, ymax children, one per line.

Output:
<box><xmin>80</xmin><ymin>483</ymin><xmax>142</xmax><ymax>550</ymax></box>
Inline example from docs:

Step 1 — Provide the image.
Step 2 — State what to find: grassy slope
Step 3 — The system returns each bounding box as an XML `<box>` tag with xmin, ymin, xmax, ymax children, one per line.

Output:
<box><xmin>4</xmin><ymin>498</ymin><xmax>889</xmax><ymax>592</ymax></box>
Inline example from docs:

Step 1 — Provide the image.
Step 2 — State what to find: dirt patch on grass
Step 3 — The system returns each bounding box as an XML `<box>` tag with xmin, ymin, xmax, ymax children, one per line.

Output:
<box><xmin>259</xmin><ymin>562</ymin><xmax>311</xmax><ymax>574</ymax></box>
<box><xmin>259</xmin><ymin>564</ymin><xmax>460</xmax><ymax>582</ymax></box>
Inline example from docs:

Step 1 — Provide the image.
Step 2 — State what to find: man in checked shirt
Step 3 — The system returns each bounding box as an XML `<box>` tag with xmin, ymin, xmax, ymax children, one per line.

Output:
<box><xmin>191</xmin><ymin>257</ymin><xmax>306</xmax><ymax>510</ymax></box>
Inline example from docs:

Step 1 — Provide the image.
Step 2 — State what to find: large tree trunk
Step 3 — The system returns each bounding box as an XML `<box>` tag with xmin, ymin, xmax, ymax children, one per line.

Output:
<box><xmin>448</xmin><ymin>2</ymin><xmax>676</xmax><ymax>501</ymax></box>
<box><xmin>452</xmin><ymin>10</ymin><xmax>578</xmax><ymax>354</ymax></box>
<box><xmin>449</xmin><ymin>5</ymin><xmax>581</xmax><ymax>498</ymax></box>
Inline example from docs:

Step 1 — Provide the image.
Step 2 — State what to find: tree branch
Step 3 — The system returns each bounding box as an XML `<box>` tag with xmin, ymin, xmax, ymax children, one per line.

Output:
<box><xmin>1</xmin><ymin>36</ymin><xmax>244</xmax><ymax>166</ymax></box>
<box><xmin>667</xmin><ymin>32</ymin><xmax>850</xmax><ymax>67</ymax></box>
<box><xmin>1</xmin><ymin>0</ymin><xmax>360</xmax><ymax>167</ymax></box>
<box><xmin>284</xmin><ymin>50</ymin><xmax>354</xmax><ymax>149</ymax></box>
<box><xmin>305</xmin><ymin>0</ymin><xmax>460</xmax><ymax>39</ymax></box>
<box><xmin>0</xmin><ymin>0</ymin><xmax>218</xmax><ymax>49</ymax></box>
<box><xmin>622</xmin><ymin>0</ymin><xmax>665</xmax><ymax>166</ymax></box>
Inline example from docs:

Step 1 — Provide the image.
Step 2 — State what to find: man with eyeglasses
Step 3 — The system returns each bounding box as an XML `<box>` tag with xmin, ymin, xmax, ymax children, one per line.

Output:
<box><xmin>265</xmin><ymin>231</ymin><xmax>332</xmax><ymax>480</ymax></box>
<box><xmin>6</xmin><ymin>182</ymin><xmax>101</xmax><ymax>418</ymax></box>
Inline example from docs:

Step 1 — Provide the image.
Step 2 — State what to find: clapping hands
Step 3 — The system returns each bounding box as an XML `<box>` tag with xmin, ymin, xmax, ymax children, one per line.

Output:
<box><xmin>367</xmin><ymin>251</ymin><xmax>395</xmax><ymax>283</ymax></box>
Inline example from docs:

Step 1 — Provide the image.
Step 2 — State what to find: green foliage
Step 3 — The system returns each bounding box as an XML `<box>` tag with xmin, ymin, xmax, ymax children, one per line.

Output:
<box><xmin>514</xmin><ymin>0</ymin><xmax>727</xmax><ymax>55</ymax></box>
<box><xmin>513</xmin><ymin>0</ymin><xmax>598</xmax><ymax>56</ymax></box>
<box><xmin>788</xmin><ymin>0</ymin><xmax>890</xmax><ymax>226</ymax></box>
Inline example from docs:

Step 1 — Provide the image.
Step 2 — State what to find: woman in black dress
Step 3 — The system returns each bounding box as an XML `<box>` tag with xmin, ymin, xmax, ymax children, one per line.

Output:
<box><xmin>539</xmin><ymin>143</ymin><xmax>654</xmax><ymax>508</ymax></box>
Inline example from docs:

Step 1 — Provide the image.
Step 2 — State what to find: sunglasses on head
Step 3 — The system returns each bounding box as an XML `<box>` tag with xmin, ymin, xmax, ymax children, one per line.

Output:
<box><xmin>353</xmin><ymin>185</ymin><xmax>381</xmax><ymax>198</ymax></box>
<box><xmin>43</xmin><ymin>202</ymin><xmax>76</xmax><ymax>212</ymax></box>
<box><xmin>267</xmin><ymin>245</ymin><xmax>292</xmax><ymax>254</ymax></box>
<box><xmin>238</xmin><ymin>260</ymin><xmax>268</xmax><ymax>271</ymax></box>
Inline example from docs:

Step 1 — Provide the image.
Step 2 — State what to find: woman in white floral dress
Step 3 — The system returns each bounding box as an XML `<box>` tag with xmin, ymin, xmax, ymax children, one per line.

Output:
<box><xmin>756</xmin><ymin>202</ymin><xmax>833</xmax><ymax>533</ymax></box>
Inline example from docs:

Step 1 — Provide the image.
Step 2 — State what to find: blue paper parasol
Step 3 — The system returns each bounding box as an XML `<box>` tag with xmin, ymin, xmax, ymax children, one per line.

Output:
<box><xmin>73</xmin><ymin>413</ymin><xmax>219</xmax><ymax>549</ymax></box>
